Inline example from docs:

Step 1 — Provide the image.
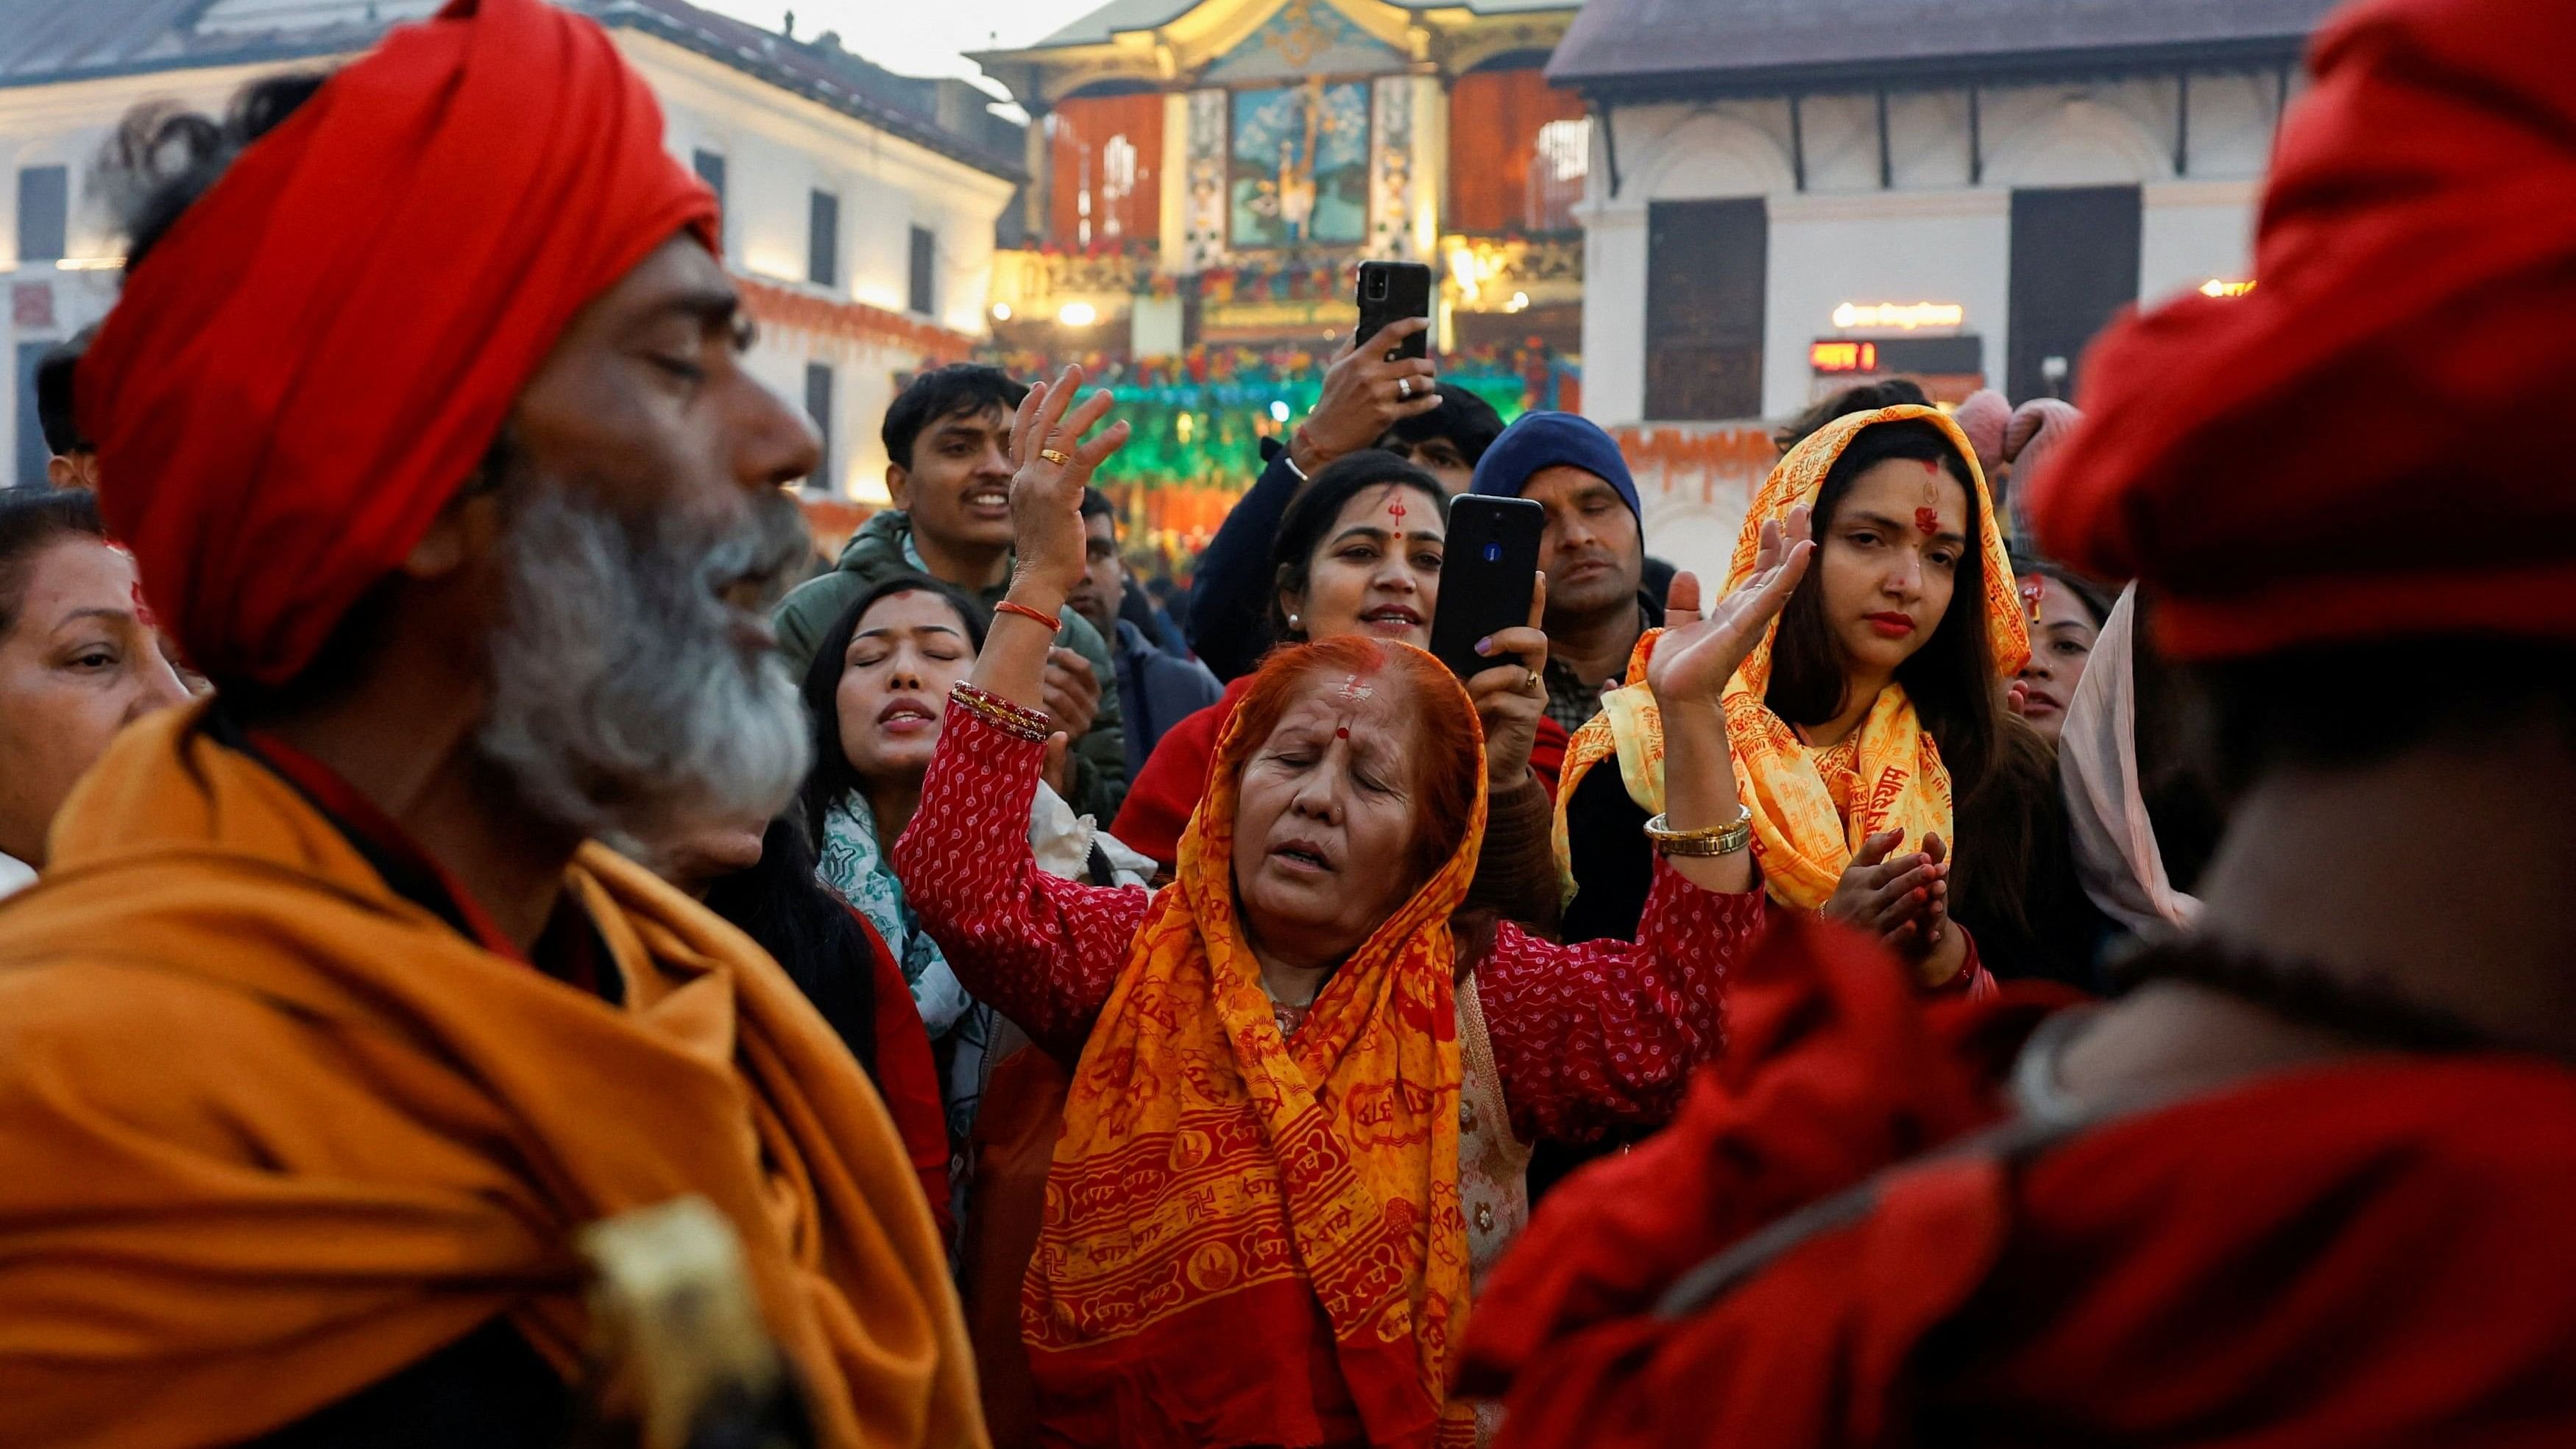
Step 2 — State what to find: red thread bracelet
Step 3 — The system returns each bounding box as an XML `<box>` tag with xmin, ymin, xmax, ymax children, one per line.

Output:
<box><xmin>994</xmin><ymin>600</ymin><xmax>1062</xmax><ymax>632</ymax></box>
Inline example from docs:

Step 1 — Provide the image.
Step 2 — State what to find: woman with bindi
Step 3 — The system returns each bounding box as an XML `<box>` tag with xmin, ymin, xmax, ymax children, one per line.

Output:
<box><xmin>1554</xmin><ymin>405</ymin><xmax>2029</xmax><ymax>990</ymax></box>
<box><xmin>1113</xmin><ymin>447</ymin><xmax>1566</xmax><ymax>934</ymax></box>
<box><xmin>891</xmin><ymin>366</ymin><xmax>1770</xmax><ymax>1448</ymax></box>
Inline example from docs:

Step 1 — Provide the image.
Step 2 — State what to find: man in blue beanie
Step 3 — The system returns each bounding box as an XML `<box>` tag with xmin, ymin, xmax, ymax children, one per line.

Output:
<box><xmin>1471</xmin><ymin>411</ymin><xmax>1675</xmax><ymax>736</ymax></box>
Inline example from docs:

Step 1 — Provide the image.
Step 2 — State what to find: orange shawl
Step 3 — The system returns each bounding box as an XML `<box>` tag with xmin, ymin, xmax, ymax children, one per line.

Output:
<box><xmin>1554</xmin><ymin>407</ymin><xmax>2026</xmax><ymax>927</ymax></box>
<box><xmin>0</xmin><ymin>706</ymin><xmax>983</xmax><ymax>1449</ymax></box>
<box><xmin>1030</xmin><ymin>661</ymin><xmax>1487</xmax><ymax>1448</ymax></box>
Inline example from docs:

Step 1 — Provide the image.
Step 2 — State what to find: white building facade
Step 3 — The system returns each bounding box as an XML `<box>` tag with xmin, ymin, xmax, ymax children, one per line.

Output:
<box><xmin>0</xmin><ymin>0</ymin><xmax>1022</xmax><ymax>500</ymax></box>
<box><xmin>1538</xmin><ymin>0</ymin><xmax>2339</xmax><ymax>573</ymax></box>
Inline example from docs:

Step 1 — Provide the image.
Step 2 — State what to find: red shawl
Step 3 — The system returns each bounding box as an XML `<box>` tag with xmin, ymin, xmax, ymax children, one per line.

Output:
<box><xmin>1460</xmin><ymin>919</ymin><xmax>2576</xmax><ymax>1445</ymax></box>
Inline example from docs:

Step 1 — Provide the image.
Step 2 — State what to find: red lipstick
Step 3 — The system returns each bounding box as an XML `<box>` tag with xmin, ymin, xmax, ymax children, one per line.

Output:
<box><xmin>1864</xmin><ymin>611</ymin><xmax>1915</xmax><ymax>639</ymax></box>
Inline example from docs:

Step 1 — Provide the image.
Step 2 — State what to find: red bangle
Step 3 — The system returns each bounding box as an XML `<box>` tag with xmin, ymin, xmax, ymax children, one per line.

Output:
<box><xmin>994</xmin><ymin>600</ymin><xmax>1062</xmax><ymax>632</ymax></box>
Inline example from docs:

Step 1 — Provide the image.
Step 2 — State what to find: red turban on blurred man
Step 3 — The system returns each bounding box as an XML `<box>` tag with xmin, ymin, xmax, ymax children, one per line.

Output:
<box><xmin>2030</xmin><ymin>0</ymin><xmax>2576</xmax><ymax>659</ymax></box>
<box><xmin>77</xmin><ymin>0</ymin><xmax>717</xmax><ymax>684</ymax></box>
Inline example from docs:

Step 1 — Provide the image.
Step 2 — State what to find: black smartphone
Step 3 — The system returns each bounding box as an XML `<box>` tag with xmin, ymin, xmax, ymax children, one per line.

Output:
<box><xmin>1429</xmin><ymin>495</ymin><xmax>1546</xmax><ymax>681</ymax></box>
<box><xmin>1355</xmin><ymin>260</ymin><xmax>1434</xmax><ymax>363</ymax></box>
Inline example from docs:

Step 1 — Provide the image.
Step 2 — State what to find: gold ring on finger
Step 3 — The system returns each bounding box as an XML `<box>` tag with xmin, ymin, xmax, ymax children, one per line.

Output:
<box><xmin>1524</xmin><ymin>670</ymin><xmax>1543</xmax><ymax>695</ymax></box>
<box><xmin>1038</xmin><ymin>447</ymin><xmax>1070</xmax><ymax>466</ymax></box>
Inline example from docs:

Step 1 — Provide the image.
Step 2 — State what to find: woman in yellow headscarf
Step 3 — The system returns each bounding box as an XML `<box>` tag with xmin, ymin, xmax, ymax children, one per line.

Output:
<box><xmin>1555</xmin><ymin>405</ymin><xmax>2028</xmax><ymax>989</ymax></box>
<box><xmin>889</xmin><ymin>368</ymin><xmax>1784</xmax><ymax>1448</ymax></box>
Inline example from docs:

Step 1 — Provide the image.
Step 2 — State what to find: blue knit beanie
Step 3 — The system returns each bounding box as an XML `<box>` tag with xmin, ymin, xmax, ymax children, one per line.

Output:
<box><xmin>1468</xmin><ymin>411</ymin><xmax>1641</xmax><ymax>517</ymax></box>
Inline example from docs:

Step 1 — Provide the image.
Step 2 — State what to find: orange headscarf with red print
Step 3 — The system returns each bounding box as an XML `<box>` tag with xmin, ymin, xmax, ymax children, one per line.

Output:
<box><xmin>1030</xmin><ymin>640</ymin><xmax>1484</xmax><ymax>1449</ymax></box>
<box><xmin>1554</xmin><ymin>408</ymin><xmax>2026</xmax><ymax>938</ymax></box>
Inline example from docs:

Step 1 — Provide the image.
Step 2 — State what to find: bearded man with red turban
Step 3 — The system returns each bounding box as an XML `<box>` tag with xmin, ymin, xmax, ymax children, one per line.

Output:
<box><xmin>1459</xmin><ymin>0</ymin><xmax>2576</xmax><ymax>1442</ymax></box>
<box><xmin>0</xmin><ymin>1</ymin><xmax>983</xmax><ymax>1446</ymax></box>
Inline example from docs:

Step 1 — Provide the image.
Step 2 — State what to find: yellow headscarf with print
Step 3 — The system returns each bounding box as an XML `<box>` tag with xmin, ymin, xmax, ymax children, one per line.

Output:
<box><xmin>1551</xmin><ymin>406</ymin><xmax>2028</xmax><ymax>929</ymax></box>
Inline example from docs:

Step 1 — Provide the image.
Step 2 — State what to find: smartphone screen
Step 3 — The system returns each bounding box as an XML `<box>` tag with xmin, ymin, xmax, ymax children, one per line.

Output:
<box><xmin>1428</xmin><ymin>495</ymin><xmax>1546</xmax><ymax>680</ymax></box>
<box><xmin>1356</xmin><ymin>261</ymin><xmax>1434</xmax><ymax>364</ymax></box>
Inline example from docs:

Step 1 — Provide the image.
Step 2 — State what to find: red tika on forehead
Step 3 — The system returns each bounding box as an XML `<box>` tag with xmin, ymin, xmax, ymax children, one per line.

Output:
<box><xmin>2020</xmin><ymin>575</ymin><xmax>2047</xmax><ymax>623</ymax></box>
<box><xmin>1916</xmin><ymin>506</ymin><xmax>1942</xmax><ymax>537</ymax></box>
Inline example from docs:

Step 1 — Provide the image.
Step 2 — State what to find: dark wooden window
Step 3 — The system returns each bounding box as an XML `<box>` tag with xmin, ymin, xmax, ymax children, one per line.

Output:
<box><xmin>691</xmin><ymin>150</ymin><xmax>726</xmax><ymax>256</ymax></box>
<box><xmin>18</xmin><ymin>166</ymin><xmax>68</xmax><ymax>262</ymax></box>
<box><xmin>1646</xmin><ymin>198</ymin><xmax>1767</xmax><ymax>421</ymax></box>
<box><xmin>2007</xmin><ymin>185</ymin><xmax>2140</xmax><ymax>402</ymax></box>
<box><xmin>807</xmin><ymin>189</ymin><xmax>839</xmax><ymax>288</ymax></box>
<box><xmin>15</xmin><ymin>341</ymin><xmax>51</xmax><ymax>487</ymax></box>
<box><xmin>907</xmin><ymin>225</ymin><xmax>936</xmax><ymax>316</ymax></box>
<box><xmin>804</xmin><ymin>362</ymin><xmax>834</xmax><ymax>490</ymax></box>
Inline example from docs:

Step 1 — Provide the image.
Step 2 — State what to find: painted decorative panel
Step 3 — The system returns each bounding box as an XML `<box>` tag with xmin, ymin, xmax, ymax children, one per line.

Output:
<box><xmin>1182</xmin><ymin>88</ymin><xmax>1231</xmax><ymax>272</ymax></box>
<box><xmin>1370</xmin><ymin>76</ymin><xmax>1415</xmax><ymax>258</ymax></box>
<box><xmin>1229</xmin><ymin>79</ymin><xmax>1371</xmax><ymax>249</ymax></box>
<box><xmin>1203</xmin><ymin>0</ymin><xmax>1404</xmax><ymax>85</ymax></box>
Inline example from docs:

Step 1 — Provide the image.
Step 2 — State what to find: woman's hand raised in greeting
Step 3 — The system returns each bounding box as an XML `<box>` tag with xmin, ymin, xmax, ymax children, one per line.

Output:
<box><xmin>1643</xmin><ymin>506</ymin><xmax>1814</xmax><ymax>714</ymax></box>
<box><xmin>972</xmin><ymin>367</ymin><xmax>1132</xmax><ymax>721</ymax></box>
<box><xmin>1004</xmin><ymin>364</ymin><xmax>1131</xmax><ymax>614</ymax></box>
<box><xmin>1464</xmin><ymin>576</ymin><xmax>1551</xmax><ymax>790</ymax></box>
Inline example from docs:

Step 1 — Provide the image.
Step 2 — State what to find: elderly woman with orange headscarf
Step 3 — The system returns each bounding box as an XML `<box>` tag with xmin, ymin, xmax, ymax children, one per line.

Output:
<box><xmin>888</xmin><ymin>366</ymin><xmax>1803</xmax><ymax>1449</ymax></box>
<box><xmin>1554</xmin><ymin>405</ymin><xmax>2028</xmax><ymax>991</ymax></box>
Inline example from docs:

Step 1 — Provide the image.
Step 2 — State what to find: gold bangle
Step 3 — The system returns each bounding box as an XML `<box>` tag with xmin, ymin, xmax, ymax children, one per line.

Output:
<box><xmin>949</xmin><ymin>681</ymin><xmax>1052</xmax><ymax>743</ymax></box>
<box><xmin>1644</xmin><ymin>806</ymin><xmax>1753</xmax><ymax>858</ymax></box>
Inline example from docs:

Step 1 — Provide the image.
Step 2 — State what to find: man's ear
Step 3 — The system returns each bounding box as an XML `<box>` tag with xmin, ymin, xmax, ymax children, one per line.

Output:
<box><xmin>885</xmin><ymin>461</ymin><xmax>912</xmax><ymax>511</ymax></box>
<box><xmin>401</xmin><ymin>489</ymin><xmax>502</xmax><ymax>580</ymax></box>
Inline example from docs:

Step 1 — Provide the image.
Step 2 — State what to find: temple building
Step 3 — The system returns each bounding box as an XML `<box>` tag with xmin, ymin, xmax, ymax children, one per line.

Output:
<box><xmin>1542</xmin><ymin>0</ymin><xmax>2340</xmax><ymax>575</ymax></box>
<box><xmin>970</xmin><ymin>0</ymin><xmax>1584</xmax><ymax>546</ymax></box>
<box><xmin>0</xmin><ymin>0</ymin><xmax>1023</xmax><ymax>507</ymax></box>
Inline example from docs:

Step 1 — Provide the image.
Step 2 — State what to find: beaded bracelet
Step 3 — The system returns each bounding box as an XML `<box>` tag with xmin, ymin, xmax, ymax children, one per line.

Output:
<box><xmin>949</xmin><ymin>681</ymin><xmax>1052</xmax><ymax>743</ymax></box>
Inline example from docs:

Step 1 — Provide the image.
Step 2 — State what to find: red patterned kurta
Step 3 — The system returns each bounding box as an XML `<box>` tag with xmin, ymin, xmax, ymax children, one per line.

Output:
<box><xmin>896</xmin><ymin>711</ymin><xmax>1762</xmax><ymax>1172</ymax></box>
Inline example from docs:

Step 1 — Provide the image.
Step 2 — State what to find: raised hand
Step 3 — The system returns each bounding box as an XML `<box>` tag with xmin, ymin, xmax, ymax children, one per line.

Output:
<box><xmin>1289</xmin><ymin>319</ymin><xmax>1441</xmax><ymax>475</ymax></box>
<box><xmin>1007</xmin><ymin>365</ymin><xmax>1132</xmax><ymax>608</ymax></box>
<box><xmin>1644</xmin><ymin>505</ymin><xmax>1814</xmax><ymax>712</ymax></box>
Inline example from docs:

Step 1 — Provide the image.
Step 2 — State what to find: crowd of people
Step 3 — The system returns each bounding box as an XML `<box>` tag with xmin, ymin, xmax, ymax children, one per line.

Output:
<box><xmin>2</xmin><ymin>0</ymin><xmax>2573</xmax><ymax>1442</ymax></box>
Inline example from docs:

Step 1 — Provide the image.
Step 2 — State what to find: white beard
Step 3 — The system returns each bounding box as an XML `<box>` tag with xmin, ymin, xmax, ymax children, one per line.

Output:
<box><xmin>473</xmin><ymin>482</ymin><xmax>810</xmax><ymax>848</ymax></box>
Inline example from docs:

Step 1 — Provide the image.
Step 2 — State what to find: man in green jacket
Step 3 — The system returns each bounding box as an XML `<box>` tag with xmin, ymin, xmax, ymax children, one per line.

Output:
<box><xmin>775</xmin><ymin>364</ymin><xmax>1126</xmax><ymax>818</ymax></box>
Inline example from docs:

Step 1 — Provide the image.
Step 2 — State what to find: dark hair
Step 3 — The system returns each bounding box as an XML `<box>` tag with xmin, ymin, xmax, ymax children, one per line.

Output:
<box><xmin>1765</xmin><ymin>417</ymin><xmax>2003</xmax><ymax>798</ymax></box>
<box><xmin>0</xmin><ymin>488</ymin><xmax>109</xmax><ymax>639</ymax></box>
<box><xmin>35</xmin><ymin>330</ymin><xmax>93</xmax><ymax>456</ymax></box>
<box><xmin>1772</xmin><ymin>379</ymin><xmax>1931</xmax><ymax>456</ymax></box>
<box><xmin>882</xmin><ymin>364</ymin><xmax>1027</xmax><ymax>472</ymax></box>
<box><xmin>793</xmin><ymin>572</ymin><xmax>988</xmax><ymax>856</ymax></box>
<box><xmin>2127</xmin><ymin>591</ymin><xmax>2224</xmax><ymax>894</ymax></box>
<box><xmin>2008</xmin><ymin>546</ymin><xmax>2115</xmax><ymax>631</ymax></box>
<box><xmin>101</xmin><ymin>72</ymin><xmax>330</xmax><ymax>274</ymax></box>
<box><xmin>1266</xmin><ymin>450</ymin><xmax>1451</xmax><ymax>640</ymax></box>
<box><xmin>1079</xmin><ymin>486</ymin><xmax>1117</xmax><ymax>527</ymax></box>
<box><xmin>1381</xmin><ymin>383</ymin><xmax>1506</xmax><ymax>464</ymax></box>
<box><xmin>701</xmin><ymin>815</ymin><xmax>880</xmax><ymax>1078</ymax></box>
<box><xmin>1950</xmin><ymin>710</ymin><xmax>2072</xmax><ymax>966</ymax></box>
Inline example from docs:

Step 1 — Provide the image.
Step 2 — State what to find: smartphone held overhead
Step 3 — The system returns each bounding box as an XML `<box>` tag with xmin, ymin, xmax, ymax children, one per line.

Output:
<box><xmin>1356</xmin><ymin>261</ymin><xmax>1434</xmax><ymax>363</ymax></box>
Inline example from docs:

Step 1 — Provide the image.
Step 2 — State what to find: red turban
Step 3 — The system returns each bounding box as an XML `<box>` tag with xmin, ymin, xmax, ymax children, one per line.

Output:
<box><xmin>2028</xmin><ymin>0</ymin><xmax>2576</xmax><ymax>660</ymax></box>
<box><xmin>77</xmin><ymin>0</ymin><xmax>716</xmax><ymax>684</ymax></box>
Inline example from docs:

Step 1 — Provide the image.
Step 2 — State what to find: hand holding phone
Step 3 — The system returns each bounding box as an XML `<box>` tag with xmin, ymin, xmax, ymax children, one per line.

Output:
<box><xmin>1429</xmin><ymin>495</ymin><xmax>1546</xmax><ymax>679</ymax></box>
